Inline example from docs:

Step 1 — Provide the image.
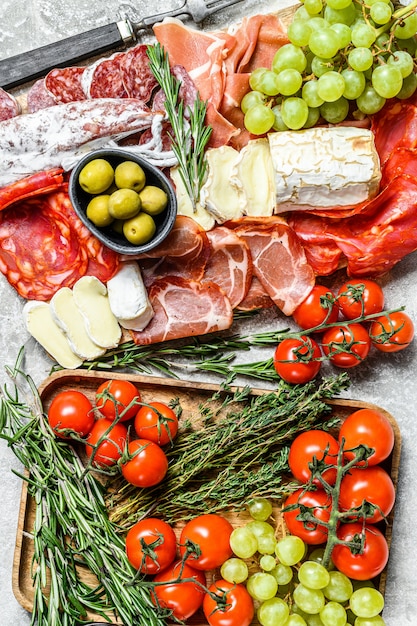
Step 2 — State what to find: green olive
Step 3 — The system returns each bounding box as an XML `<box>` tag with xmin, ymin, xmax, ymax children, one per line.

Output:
<box><xmin>123</xmin><ymin>212</ymin><xmax>156</xmax><ymax>245</ymax></box>
<box><xmin>78</xmin><ymin>159</ymin><xmax>114</xmax><ymax>194</ymax></box>
<box><xmin>111</xmin><ymin>218</ymin><xmax>125</xmax><ymax>235</ymax></box>
<box><xmin>86</xmin><ymin>195</ymin><xmax>113</xmax><ymax>227</ymax></box>
<box><xmin>108</xmin><ymin>188</ymin><xmax>141</xmax><ymax>220</ymax></box>
<box><xmin>139</xmin><ymin>185</ymin><xmax>168</xmax><ymax>216</ymax></box>
<box><xmin>115</xmin><ymin>161</ymin><xmax>146</xmax><ymax>192</ymax></box>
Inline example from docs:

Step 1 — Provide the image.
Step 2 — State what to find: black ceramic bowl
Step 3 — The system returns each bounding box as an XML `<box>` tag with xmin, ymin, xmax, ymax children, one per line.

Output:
<box><xmin>69</xmin><ymin>149</ymin><xmax>177</xmax><ymax>255</ymax></box>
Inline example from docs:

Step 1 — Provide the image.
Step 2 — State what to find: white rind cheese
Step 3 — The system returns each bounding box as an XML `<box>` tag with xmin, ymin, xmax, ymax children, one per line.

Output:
<box><xmin>50</xmin><ymin>287</ymin><xmax>106</xmax><ymax>359</ymax></box>
<box><xmin>107</xmin><ymin>262</ymin><xmax>154</xmax><ymax>331</ymax></box>
<box><xmin>23</xmin><ymin>301</ymin><xmax>83</xmax><ymax>369</ymax></box>
<box><xmin>72</xmin><ymin>276</ymin><xmax>121</xmax><ymax>348</ymax></box>
<box><xmin>236</xmin><ymin>139</ymin><xmax>275</xmax><ymax>217</ymax></box>
<box><xmin>268</xmin><ymin>126</ymin><xmax>381</xmax><ymax>211</ymax></box>
<box><xmin>171</xmin><ymin>166</ymin><xmax>216</xmax><ymax>231</ymax></box>
<box><xmin>200</xmin><ymin>145</ymin><xmax>246</xmax><ymax>222</ymax></box>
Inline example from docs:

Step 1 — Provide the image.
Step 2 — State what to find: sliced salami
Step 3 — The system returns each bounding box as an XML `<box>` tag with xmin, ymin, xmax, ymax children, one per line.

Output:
<box><xmin>0</xmin><ymin>87</ymin><xmax>21</xmax><ymax>121</ymax></box>
<box><xmin>120</xmin><ymin>44</ymin><xmax>158</xmax><ymax>102</ymax></box>
<box><xmin>26</xmin><ymin>79</ymin><xmax>57</xmax><ymax>113</ymax></box>
<box><xmin>45</xmin><ymin>67</ymin><xmax>86</xmax><ymax>103</ymax></box>
<box><xmin>83</xmin><ymin>52</ymin><xmax>127</xmax><ymax>99</ymax></box>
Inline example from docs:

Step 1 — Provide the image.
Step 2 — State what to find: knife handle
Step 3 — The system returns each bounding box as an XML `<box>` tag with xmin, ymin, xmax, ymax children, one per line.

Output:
<box><xmin>0</xmin><ymin>20</ymin><xmax>135</xmax><ymax>91</ymax></box>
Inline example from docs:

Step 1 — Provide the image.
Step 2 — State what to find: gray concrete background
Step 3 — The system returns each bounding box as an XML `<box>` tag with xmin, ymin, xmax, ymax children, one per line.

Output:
<box><xmin>1</xmin><ymin>1</ymin><xmax>417</xmax><ymax>624</ymax></box>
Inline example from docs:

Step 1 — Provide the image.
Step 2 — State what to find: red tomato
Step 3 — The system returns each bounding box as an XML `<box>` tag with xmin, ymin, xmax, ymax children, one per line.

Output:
<box><xmin>152</xmin><ymin>560</ymin><xmax>206</xmax><ymax>621</ymax></box>
<box><xmin>125</xmin><ymin>517</ymin><xmax>177</xmax><ymax>574</ymax></box>
<box><xmin>288</xmin><ymin>429</ymin><xmax>340</xmax><ymax>486</ymax></box>
<box><xmin>85</xmin><ymin>418</ymin><xmax>128</xmax><ymax>467</ymax></box>
<box><xmin>48</xmin><ymin>390</ymin><xmax>94</xmax><ymax>438</ymax></box>
<box><xmin>273</xmin><ymin>336</ymin><xmax>322</xmax><ymax>384</ymax></box>
<box><xmin>339</xmin><ymin>466</ymin><xmax>395</xmax><ymax>524</ymax></box>
<box><xmin>332</xmin><ymin>522</ymin><xmax>389</xmax><ymax>580</ymax></box>
<box><xmin>96</xmin><ymin>379</ymin><xmax>141</xmax><ymax>422</ymax></box>
<box><xmin>292</xmin><ymin>285</ymin><xmax>339</xmax><ymax>331</ymax></box>
<box><xmin>339</xmin><ymin>408</ymin><xmax>395</xmax><ymax>466</ymax></box>
<box><xmin>369</xmin><ymin>311</ymin><xmax>415</xmax><ymax>352</ymax></box>
<box><xmin>121</xmin><ymin>439</ymin><xmax>168</xmax><ymax>488</ymax></box>
<box><xmin>283</xmin><ymin>488</ymin><xmax>332</xmax><ymax>545</ymax></box>
<box><xmin>337</xmin><ymin>279</ymin><xmax>385</xmax><ymax>320</ymax></box>
<box><xmin>179</xmin><ymin>514</ymin><xmax>233</xmax><ymax>570</ymax></box>
<box><xmin>203</xmin><ymin>579</ymin><xmax>254</xmax><ymax>626</ymax></box>
<box><xmin>322</xmin><ymin>323</ymin><xmax>371</xmax><ymax>368</ymax></box>
<box><xmin>134</xmin><ymin>402</ymin><xmax>179</xmax><ymax>446</ymax></box>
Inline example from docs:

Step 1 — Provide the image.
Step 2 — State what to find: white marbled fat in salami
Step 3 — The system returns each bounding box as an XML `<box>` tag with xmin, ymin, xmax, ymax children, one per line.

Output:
<box><xmin>45</xmin><ymin>67</ymin><xmax>86</xmax><ymax>103</ymax></box>
<box><xmin>26</xmin><ymin>79</ymin><xmax>57</xmax><ymax>113</ymax></box>
<box><xmin>120</xmin><ymin>44</ymin><xmax>158</xmax><ymax>102</ymax></box>
<box><xmin>0</xmin><ymin>87</ymin><xmax>20</xmax><ymax>121</ymax></box>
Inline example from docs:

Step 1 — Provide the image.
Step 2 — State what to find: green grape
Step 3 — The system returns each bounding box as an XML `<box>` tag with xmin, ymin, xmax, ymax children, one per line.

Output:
<box><xmin>326</xmin><ymin>0</ymin><xmax>352</xmax><ymax>9</ymax></box>
<box><xmin>272</xmin><ymin>104</ymin><xmax>289</xmax><ymax>131</ymax></box>
<box><xmin>319</xmin><ymin>601</ymin><xmax>347</xmax><ymax>626</ymax></box>
<box><xmin>369</xmin><ymin>1</ymin><xmax>392</xmax><ymax>24</ymax></box>
<box><xmin>303</xmin><ymin>106</ymin><xmax>321</xmax><ymax>128</ymax></box>
<box><xmin>247</xmin><ymin>520</ymin><xmax>276</xmax><ymax>554</ymax></box>
<box><xmin>354</xmin><ymin>617</ymin><xmax>386</xmax><ymax>625</ymax></box>
<box><xmin>248</xmin><ymin>497</ymin><xmax>273</xmax><ymax>521</ymax></box>
<box><xmin>293</xmin><ymin>584</ymin><xmax>325</xmax><ymax>614</ymax></box>
<box><xmin>277</xmin><ymin>69</ymin><xmax>303</xmax><ymax>95</ymax></box>
<box><xmin>288</xmin><ymin>20</ymin><xmax>313</xmax><ymax>46</ymax></box>
<box><xmin>324</xmin><ymin>3</ymin><xmax>356</xmax><ymax>25</ymax></box>
<box><xmin>372</xmin><ymin>64</ymin><xmax>403</xmax><ymax>98</ymax></box>
<box><xmin>286</xmin><ymin>615</ymin><xmax>308</xmax><ymax>625</ymax></box>
<box><xmin>275</xmin><ymin>535</ymin><xmax>306</xmax><ymax>566</ymax></box>
<box><xmin>320</xmin><ymin>96</ymin><xmax>349</xmax><ymax>122</ymax></box>
<box><xmin>348</xmin><ymin>47</ymin><xmax>373</xmax><ymax>71</ymax></box>
<box><xmin>281</xmin><ymin>97</ymin><xmax>309</xmax><ymax>129</ymax></box>
<box><xmin>397</xmin><ymin>37</ymin><xmax>417</xmax><ymax>55</ymax></box>
<box><xmin>309</xmin><ymin>28</ymin><xmax>340</xmax><ymax>58</ymax></box>
<box><xmin>291</xmin><ymin>604</ymin><xmax>311</xmax><ymax>619</ymax></box>
<box><xmin>351</xmin><ymin>22</ymin><xmax>377</xmax><ymax>47</ymax></box>
<box><xmin>397</xmin><ymin>72</ymin><xmax>417</xmax><ymax>99</ymax></box>
<box><xmin>229</xmin><ymin>525</ymin><xmax>258</xmax><ymax>558</ymax></box>
<box><xmin>367</xmin><ymin>0</ymin><xmax>390</xmax><ymax>5</ymax></box>
<box><xmin>306</xmin><ymin>615</ymin><xmax>325</xmax><ymax>626</ymax></box>
<box><xmin>258</xmin><ymin>69</ymin><xmax>281</xmax><ymax>95</ymax></box>
<box><xmin>308</xmin><ymin>16</ymin><xmax>330</xmax><ymax>31</ymax></box>
<box><xmin>293</xmin><ymin>5</ymin><xmax>313</xmax><ymax>21</ymax></box>
<box><xmin>374</xmin><ymin>32</ymin><xmax>390</xmax><ymax>52</ymax></box>
<box><xmin>271</xmin><ymin>562</ymin><xmax>294</xmax><ymax>585</ymax></box>
<box><xmin>330</xmin><ymin>23</ymin><xmax>352</xmax><ymax>47</ymax></box>
<box><xmin>249</xmin><ymin>67</ymin><xmax>268</xmax><ymax>90</ymax></box>
<box><xmin>241</xmin><ymin>90</ymin><xmax>265</xmax><ymax>113</ymax></box>
<box><xmin>323</xmin><ymin>570</ymin><xmax>353</xmax><ymax>602</ymax></box>
<box><xmin>395</xmin><ymin>13</ymin><xmax>417</xmax><ymax>39</ymax></box>
<box><xmin>220</xmin><ymin>557</ymin><xmax>249</xmax><ymax>583</ymax></box>
<box><xmin>311</xmin><ymin>55</ymin><xmax>334</xmax><ymax>77</ymax></box>
<box><xmin>308</xmin><ymin>548</ymin><xmax>334</xmax><ymax>569</ymax></box>
<box><xmin>272</xmin><ymin>44</ymin><xmax>307</xmax><ymax>73</ymax></box>
<box><xmin>342</xmin><ymin>67</ymin><xmax>366</xmax><ymax>99</ymax></box>
<box><xmin>356</xmin><ymin>83</ymin><xmax>386</xmax><ymax>113</ymax></box>
<box><xmin>257</xmin><ymin>597</ymin><xmax>290</xmax><ymax>626</ymax></box>
<box><xmin>302</xmin><ymin>80</ymin><xmax>325</xmax><ymax>107</ymax></box>
<box><xmin>349</xmin><ymin>587</ymin><xmax>384</xmax><ymax>618</ymax></box>
<box><xmin>387</xmin><ymin>50</ymin><xmax>414</xmax><ymax>77</ymax></box>
<box><xmin>298</xmin><ymin>561</ymin><xmax>331</xmax><ymax>590</ymax></box>
<box><xmin>304</xmin><ymin>0</ymin><xmax>324</xmax><ymax>15</ymax></box>
<box><xmin>317</xmin><ymin>70</ymin><xmax>345</xmax><ymax>101</ymax></box>
<box><xmin>244</xmin><ymin>104</ymin><xmax>275</xmax><ymax>135</ymax></box>
<box><xmin>247</xmin><ymin>572</ymin><xmax>279</xmax><ymax>601</ymax></box>
<box><xmin>260</xmin><ymin>554</ymin><xmax>278</xmax><ymax>571</ymax></box>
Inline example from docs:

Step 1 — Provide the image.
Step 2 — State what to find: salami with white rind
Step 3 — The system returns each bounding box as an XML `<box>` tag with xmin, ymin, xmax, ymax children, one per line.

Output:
<box><xmin>0</xmin><ymin>87</ymin><xmax>21</xmax><ymax>121</ymax></box>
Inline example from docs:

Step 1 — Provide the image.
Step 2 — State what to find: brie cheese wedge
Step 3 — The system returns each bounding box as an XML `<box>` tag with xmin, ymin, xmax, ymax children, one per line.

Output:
<box><xmin>236</xmin><ymin>138</ymin><xmax>275</xmax><ymax>217</ymax></box>
<box><xmin>72</xmin><ymin>276</ymin><xmax>121</xmax><ymax>348</ymax></box>
<box><xmin>107</xmin><ymin>262</ymin><xmax>154</xmax><ymax>331</ymax></box>
<box><xmin>171</xmin><ymin>166</ymin><xmax>216</xmax><ymax>231</ymax></box>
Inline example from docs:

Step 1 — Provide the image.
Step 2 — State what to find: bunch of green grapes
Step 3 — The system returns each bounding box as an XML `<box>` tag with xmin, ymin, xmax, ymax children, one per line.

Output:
<box><xmin>242</xmin><ymin>0</ymin><xmax>417</xmax><ymax>133</ymax></box>
<box><xmin>220</xmin><ymin>497</ymin><xmax>387</xmax><ymax>626</ymax></box>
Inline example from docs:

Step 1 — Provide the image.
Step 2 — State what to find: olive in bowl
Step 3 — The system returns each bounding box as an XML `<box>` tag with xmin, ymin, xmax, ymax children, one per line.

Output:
<box><xmin>69</xmin><ymin>149</ymin><xmax>177</xmax><ymax>255</ymax></box>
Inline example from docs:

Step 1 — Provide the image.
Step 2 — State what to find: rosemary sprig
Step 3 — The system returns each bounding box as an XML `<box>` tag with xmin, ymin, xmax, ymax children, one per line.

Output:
<box><xmin>147</xmin><ymin>43</ymin><xmax>212</xmax><ymax>208</ymax></box>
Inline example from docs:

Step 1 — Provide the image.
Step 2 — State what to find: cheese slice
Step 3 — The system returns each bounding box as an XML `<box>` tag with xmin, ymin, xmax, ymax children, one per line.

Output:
<box><xmin>170</xmin><ymin>166</ymin><xmax>216</xmax><ymax>231</ymax></box>
<box><xmin>235</xmin><ymin>138</ymin><xmax>276</xmax><ymax>217</ymax></box>
<box><xmin>268</xmin><ymin>126</ymin><xmax>381</xmax><ymax>211</ymax></box>
<box><xmin>50</xmin><ymin>287</ymin><xmax>106</xmax><ymax>359</ymax></box>
<box><xmin>107</xmin><ymin>262</ymin><xmax>154</xmax><ymax>331</ymax></box>
<box><xmin>23</xmin><ymin>301</ymin><xmax>83</xmax><ymax>369</ymax></box>
<box><xmin>72</xmin><ymin>276</ymin><xmax>121</xmax><ymax>348</ymax></box>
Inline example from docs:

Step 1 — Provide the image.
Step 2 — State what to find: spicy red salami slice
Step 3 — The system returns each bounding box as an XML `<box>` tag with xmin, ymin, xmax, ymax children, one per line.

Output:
<box><xmin>26</xmin><ymin>79</ymin><xmax>57</xmax><ymax>113</ymax></box>
<box><xmin>0</xmin><ymin>87</ymin><xmax>20</xmax><ymax>121</ymax></box>
<box><xmin>45</xmin><ymin>67</ymin><xmax>86</xmax><ymax>103</ymax></box>
<box><xmin>83</xmin><ymin>53</ymin><xmax>128</xmax><ymax>99</ymax></box>
<box><xmin>120</xmin><ymin>44</ymin><xmax>158</xmax><ymax>102</ymax></box>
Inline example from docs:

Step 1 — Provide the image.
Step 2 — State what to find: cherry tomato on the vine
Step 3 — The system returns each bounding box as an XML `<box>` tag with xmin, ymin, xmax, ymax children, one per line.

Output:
<box><xmin>283</xmin><ymin>488</ymin><xmax>332</xmax><ymax>545</ymax></box>
<box><xmin>179</xmin><ymin>514</ymin><xmax>233</xmax><ymax>570</ymax></box>
<box><xmin>48</xmin><ymin>390</ymin><xmax>94</xmax><ymax>438</ymax></box>
<box><xmin>292</xmin><ymin>284</ymin><xmax>339</xmax><ymax>331</ymax></box>
<box><xmin>337</xmin><ymin>279</ymin><xmax>385</xmax><ymax>320</ymax></box>
<box><xmin>134</xmin><ymin>401</ymin><xmax>179</xmax><ymax>446</ymax></box>
<box><xmin>339</xmin><ymin>408</ymin><xmax>394</xmax><ymax>466</ymax></box>
<box><xmin>322</xmin><ymin>323</ymin><xmax>371</xmax><ymax>368</ymax></box>
<box><xmin>332</xmin><ymin>522</ymin><xmax>389</xmax><ymax>580</ymax></box>
<box><xmin>85</xmin><ymin>418</ymin><xmax>128</xmax><ymax>467</ymax></box>
<box><xmin>203</xmin><ymin>579</ymin><xmax>255</xmax><ymax>626</ymax></box>
<box><xmin>273</xmin><ymin>335</ymin><xmax>322</xmax><ymax>384</ymax></box>
<box><xmin>288</xmin><ymin>429</ymin><xmax>340</xmax><ymax>486</ymax></box>
<box><xmin>339</xmin><ymin>465</ymin><xmax>395</xmax><ymax>524</ymax></box>
<box><xmin>125</xmin><ymin>517</ymin><xmax>177</xmax><ymax>574</ymax></box>
<box><xmin>96</xmin><ymin>379</ymin><xmax>141</xmax><ymax>422</ymax></box>
<box><xmin>121</xmin><ymin>439</ymin><xmax>168</xmax><ymax>488</ymax></box>
<box><xmin>152</xmin><ymin>560</ymin><xmax>206</xmax><ymax>621</ymax></box>
<box><xmin>369</xmin><ymin>310</ymin><xmax>415</xmax><ymax>352</ymax></box>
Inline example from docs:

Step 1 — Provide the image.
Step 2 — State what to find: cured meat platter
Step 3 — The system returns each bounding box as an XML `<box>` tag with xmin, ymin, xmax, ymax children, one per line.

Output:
<box><xmin>12</xmin><ymin>369</ymin><xmax>401</xmax><ymax>624</ymax></box>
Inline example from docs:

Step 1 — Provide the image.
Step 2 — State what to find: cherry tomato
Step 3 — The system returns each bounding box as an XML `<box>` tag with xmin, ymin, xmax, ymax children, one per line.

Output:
<box><xmin>121</xmin><ymin>439</ymin><xmax>168</xmax><ymax>488</ymax></box>
<box><xmin>288</xmin><ymin>429</ymin><xmax>340</xmax><ymax>486</ymax></box>
<box><xmin>332</xmin><ymin>522</ymin><xmax>389</xmax><ymax>580</ymax></box>
<box><xmin>322</xmin><ymin>323</ymin><xmax>371</xmax><ymax>368</ymax></box>
<box><xmin>337</xmin><ymin>279</ymin><xmax>384</xmax><ymax>320</ymax></box>
<box><xmin>134</xmin><ymin>401</ymin><xmax>179</xmax><ymax>446</ymax></box>
<box><xmin>179</xmin><ymin>514</ymin><xmax>233</xmax><ymax>570</ymax></box>
<box><xmin>85</xmin><ymin>418</ymin><xmax>128</xmax><ymax>467</ymax></box>
<box><xmin>125</xmin><ymin>517</ymin><xmax>177</xmax><ymax>574</ymax></box>
<box><xmin>339</xmin><ymin>408</ymin><xmax>395</xmax><ymax>466</ymax></box>
<box><xmin>339</xmin><ymin>466</ymin><xmax>395</xmax><ymax>524</ymax></box>
<box><xmin>152</xmin><ymin>560</ymin><xmax>206</xmax><ymax>621</ymax></box>
<box><xmin>283</xmin><ymin>488</ymin><xmax>332</xmax><ymax>545</ymax></box>
<box><xmin>292</xmin><ymin>285</ymin><xmax>339</xmax><ymax>331</ymax></box>
<box><xmin>96</xmin><ymin>379</ymin><xmax>141</xmax><ymax>422</ymax></box>
<box><xmin>48</xmin><ymin>390</ymin><xmax>94</xmax><ymax>438</ymax></box>
<box><xmin>273</xmin><ymin>335</ymin><xmax>322</xmax><ymax>384</ymax></box>
<box><xmin>203</xmin><ymin>579</ymin><xmax>254</xmax><ymax>626</ymax></box>
<box><xmin>369</xmin><ymin>311</ymin><xmax>415</xmax><ymax>352</ymax></box>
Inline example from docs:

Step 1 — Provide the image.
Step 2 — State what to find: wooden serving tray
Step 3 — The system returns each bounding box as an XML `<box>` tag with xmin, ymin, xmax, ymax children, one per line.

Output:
<box><xmin>12</xmin><ymin>370</ymin><xmax>401</xmax><ymax>624</ymax></box>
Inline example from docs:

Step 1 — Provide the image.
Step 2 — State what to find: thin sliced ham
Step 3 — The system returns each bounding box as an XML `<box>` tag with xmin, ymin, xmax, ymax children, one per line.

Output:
<box><xmin>237</xmin><ymin>275</ymin><xmax>275</xmax><ymax>311</ymax></box>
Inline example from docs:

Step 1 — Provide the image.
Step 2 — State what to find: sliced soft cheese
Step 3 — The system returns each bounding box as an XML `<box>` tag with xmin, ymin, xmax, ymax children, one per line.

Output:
<box><xmin>50</xmin><ymin>287</ymin><xmax>106</xmax><ymax>359</ymax></box>
<box><xmin>268</xmin><ymin>126</ymin><xmax>381</xmax><ymax>211</ymax></box>
<box><xmin>235</xmin><ymin>138</ymin><xmax>275</xmax><ymax>217</ymax></box>
<box><xmin>170</xmin><ymin>166</ymin><xmax>216</xmax><ymax>231</ymax></box>
<box><xmin>107</xmin><ymin>262</ymin><xmax>154</xmax><ymax>331</ymax></box>
<box><xmin>23</xmin><ymin>301</ymin><xmax>83</xmax><ymax>369</ymax></box>
<box><xmin>72</xmin><ymin>276</ymin><xmax>121</xmax><ymax>348</ymax></box>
